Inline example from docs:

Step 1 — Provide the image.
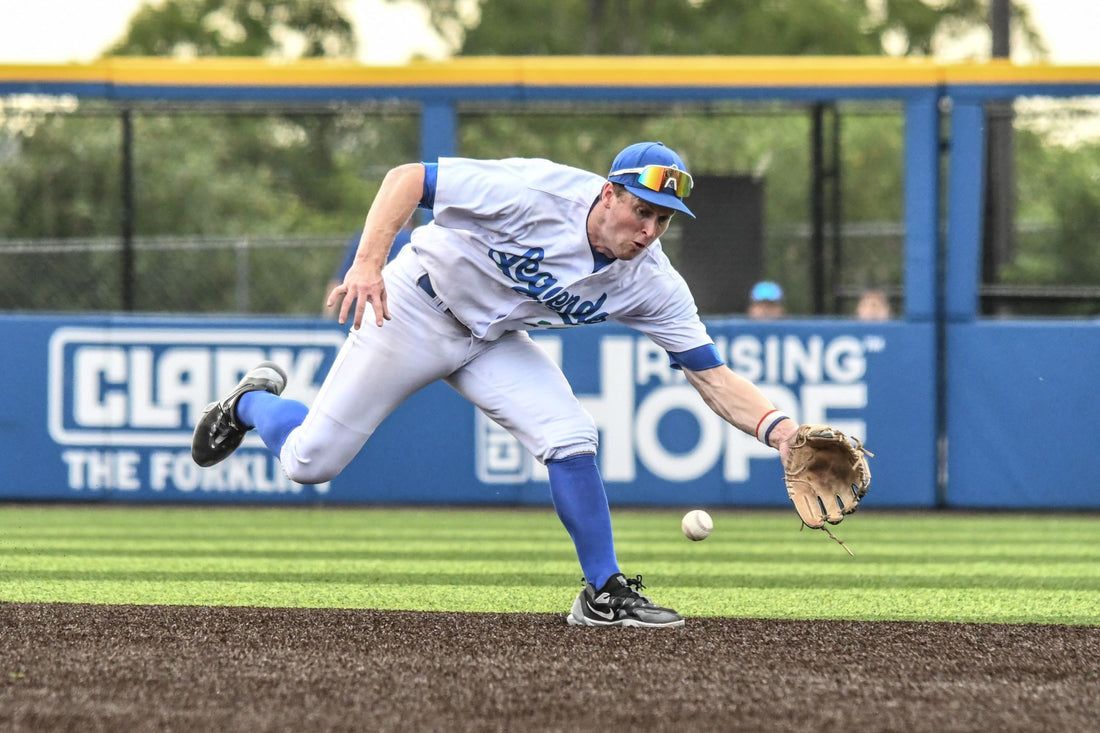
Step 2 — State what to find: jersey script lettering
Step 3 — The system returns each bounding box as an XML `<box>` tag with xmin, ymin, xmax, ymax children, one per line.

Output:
<box><xmin>488</xmin><ymin>247</ymin><xmax>610</xmax><ymax>326</ymax></box>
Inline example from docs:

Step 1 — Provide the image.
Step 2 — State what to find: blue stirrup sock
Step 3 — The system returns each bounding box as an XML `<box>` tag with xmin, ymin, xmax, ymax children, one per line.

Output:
<box><xmin>547</xmin><ymin>453</ymin><xmax>621</xmax><ymax>589</ymax></box>
<box><xmin>236</xmin><ymin>390</ymin><xmax>308</xmax><ymax>459</ymax></box>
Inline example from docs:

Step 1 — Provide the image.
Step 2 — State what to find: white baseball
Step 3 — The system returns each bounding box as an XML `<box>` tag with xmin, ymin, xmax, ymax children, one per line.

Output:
<box><xmin>681</xmin><ymin>509</ymin><xmax>713</xmax><ymax>541</ymax></box>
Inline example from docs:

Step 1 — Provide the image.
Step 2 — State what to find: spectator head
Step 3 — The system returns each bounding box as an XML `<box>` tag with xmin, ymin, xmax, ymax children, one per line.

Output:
<box><xmin>855</xmin><ymin>288</ymin><xmax>892</xmax><ymax>321</ymax></box>
<box><xmin>748</xmin><ymin>280</ymin><xmax>785</xmax><ymax>319</ymax></box>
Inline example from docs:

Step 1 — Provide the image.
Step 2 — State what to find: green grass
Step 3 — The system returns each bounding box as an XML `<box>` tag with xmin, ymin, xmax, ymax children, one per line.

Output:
<box><xmin>1</xmin><ymin>505</ymin><xmax>1098</xmax><ymax>625</ymax></box>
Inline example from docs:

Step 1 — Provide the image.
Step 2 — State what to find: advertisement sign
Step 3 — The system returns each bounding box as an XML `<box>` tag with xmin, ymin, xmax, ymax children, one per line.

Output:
<box><xmin>5</xmin><ymin>317</ymin><xmax>342</xmax><ymax>502</ymax></box>
<box><xmin>2</xmin><ymin>315</ymin><xmax>936</xmax><ymax>507</ymax></box>
<box><xmin>470</xmin><ymin>323</ymin><xmax>934</xmax><ymax>508</ymax></box>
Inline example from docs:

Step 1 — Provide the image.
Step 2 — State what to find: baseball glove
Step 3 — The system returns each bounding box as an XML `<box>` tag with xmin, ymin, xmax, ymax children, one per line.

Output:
<box><xmin>783</xmin><ymin>424</ymin><xmax>872</xmax><ymax>530</ymax></box>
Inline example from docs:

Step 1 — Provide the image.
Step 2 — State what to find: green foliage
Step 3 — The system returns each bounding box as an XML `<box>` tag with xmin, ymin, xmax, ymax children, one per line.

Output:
<box><xmin>108</xmin><ymin>0</ymin><xmax>355</xmax><ymax>58</ymax></box>
<box><xmin>1008</xmin><ymin>128</ymin><xmax>1100</xmax><ymax>291</ymax></box>
<box><xmin>0</xmin><ymin>106</ymin><xmax>418</xmax><ymax>311</ymax></box>
<box><xmin>97</xmin><ymin>0</ymin><xmax>366</xmax><ymax>254</ymax></box>
<box><xmin>429</xmin><ymin>0</ymin><xmax>1050</xmax><ymax>312</ymax></box>
<box><xmin>410</xmin><ymin>0</ymin><xmax>1042</xmax><ymax>58</ymax></box>
<box><xmin>0</xmin><ymin>109</ymin><xmax>400</xmax><ymax>239</ymax></box>
<box><xmin>0</xmin><ymin>114</ymin><xmax>121</xmax><ymax>238</ymax></box>
<box><xmin>102</xmin><ymin>0</ymin><xmax>372</xmax><ymax>234</ymax></box>
<box><xmin>1</xmin><ymin>0</ymin><xmax>1092</xmax><ymax>315</ymax></box>
<box><xmin>455</xmin><ymin>0</ymin><xmax>874</xmax><ymax>55</ymax></box>
<box><xmin>455</xmin><ymin>104</ymin><xmax>907</xmax><ymax>312</ymax></box>
<box><xmin>0</xmin><ymin>0</ymin><xmax>421</xmax><ymax>313</ymax></box>
<box><xmin>875</xmin><ymin>0</ymin><xmax>978</xmax><ymax>55</ymax></box>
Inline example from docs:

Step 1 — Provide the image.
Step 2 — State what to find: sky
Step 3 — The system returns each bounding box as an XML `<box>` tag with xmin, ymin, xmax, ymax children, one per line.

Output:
<box><xmin>0</xmin><ymin>0</ymin><xmax>450</xmax><ymax>64</ymax></box>
<box><xmin>0</xmin><ymin>0</ymin><xmax>1097</xmax><ymax>65</ymax></box>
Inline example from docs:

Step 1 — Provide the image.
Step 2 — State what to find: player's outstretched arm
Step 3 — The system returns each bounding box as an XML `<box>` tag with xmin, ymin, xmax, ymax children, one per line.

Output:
<box><xmin>329</xmin><ymin>163</ymin><xmax>425</xmax><ymax>328</ymax></box>
<box><xmin>682</xmin><ymin>365</ymin><xmax>797</xmax><ymax>461</ymax></box>
<box><xmin>685</xmin><ymin>364</ymin><xmax>872</xmax><ymax>537</ymax></box>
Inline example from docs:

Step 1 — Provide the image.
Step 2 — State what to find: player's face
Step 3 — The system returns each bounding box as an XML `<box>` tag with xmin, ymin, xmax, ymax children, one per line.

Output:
<box><xmin>591</xmin><ymin>185</ymin><xmax>674</xmax><ymax>260</ymax></box>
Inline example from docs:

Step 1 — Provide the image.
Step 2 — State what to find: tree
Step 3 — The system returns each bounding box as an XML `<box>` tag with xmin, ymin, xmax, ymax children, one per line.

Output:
<box><xmin>108</xmin><ymin>0</ymin><xmax>355</xmax><ymax>58</ymax></box>
<box><xmin>403</xmin><ymin>0</ymin><xmax>1072</xmax><ymax>314</ymax></box>
<box><xmin>1005</xmin><ymin>128</ymin><xmax>1100</xmax><ymax>313</ymax></box>
<box><xmin>401</xmin><ymin>0</ymin><xmax>1042</xmax><ymax>58</ymax></box>
<box><xmin>0</xmin><ymin>0</ymin><xmax>417</xmax><ymax>312</ymax></box>
<box><xmin>875</xmin><ymin>0</ymin><xmax>1045</xmax><ymax>56</ymax></box>
<box><xmin>9</xmin><ymin>0</ymin><xmax>368</xmax><ymax>233</ymax></box>
<box><xmin>104</xmin><ymin>1</ymin><xmax>362</xmax><ymax>213</ymax></box>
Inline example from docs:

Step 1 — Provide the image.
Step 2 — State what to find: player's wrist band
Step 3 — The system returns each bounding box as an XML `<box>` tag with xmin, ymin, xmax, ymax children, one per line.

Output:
<box><xmin>754</xmin><ymin>409</ymin><xmax>791</xmax><ymax>447</ymax></box>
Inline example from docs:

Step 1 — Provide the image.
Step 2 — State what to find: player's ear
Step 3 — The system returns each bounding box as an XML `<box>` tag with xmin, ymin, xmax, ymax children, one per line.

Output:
<box><xmin>601</xmin><ymin>182</ymin><xmax>616</xmax><ymax>207</ymax></box>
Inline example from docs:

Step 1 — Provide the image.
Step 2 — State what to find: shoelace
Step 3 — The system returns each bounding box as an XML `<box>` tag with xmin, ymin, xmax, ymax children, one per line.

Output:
<box><xmin>614</xmin><ymin>575</ymin><xmax>654</xmax><ymax>607</ymax></box>
<box><xmin>580</xmin><ymin>575</ymin><xmax>654</xmax><ymax>607</ymax></box>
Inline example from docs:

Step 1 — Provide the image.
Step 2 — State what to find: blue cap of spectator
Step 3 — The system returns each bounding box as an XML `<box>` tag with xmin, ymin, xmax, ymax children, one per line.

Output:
<box><xmin>750</xmin><ymin>280</ymin><xmax>784</xmax><ymax>303</ymax></box>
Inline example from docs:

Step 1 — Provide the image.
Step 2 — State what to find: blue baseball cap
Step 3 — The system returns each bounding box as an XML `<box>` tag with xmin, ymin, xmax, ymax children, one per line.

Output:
<box><xmin>751</xmin><ymin>281</ymin><xmax>784</xmax><ymax>302</ymax></box>
<box><xmin>608</xmin><ymin>141</ymin><xmax>695</xmax><ymax>218</ymax></box>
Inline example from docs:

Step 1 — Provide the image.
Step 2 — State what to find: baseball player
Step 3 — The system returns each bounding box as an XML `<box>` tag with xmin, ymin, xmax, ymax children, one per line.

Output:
<box><xmin>194</xmin><ymin>142</ymin><xmax>800</xmax><ymax>628</ymax></box>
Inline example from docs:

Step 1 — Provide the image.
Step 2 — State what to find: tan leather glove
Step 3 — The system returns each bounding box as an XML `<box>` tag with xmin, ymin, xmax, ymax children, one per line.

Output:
<box><xmin>783</xmin><ymin>424</ymin><xmax>872</xmax><ymax>529</ymax></box>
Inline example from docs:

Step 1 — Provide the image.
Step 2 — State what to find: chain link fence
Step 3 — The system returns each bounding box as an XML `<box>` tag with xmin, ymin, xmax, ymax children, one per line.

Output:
<box><xmin>2</xmin><ymin>224</ymin><xmax>912</xmax><ymax>316</ymax></box>
<box><xmin>2</xmin><ymin>95</ymin><xmax>1097</xmax><ymax>317</ymax></box>
<box><xmin>0</xmin><ymin>234</ymin><xmax>347</xmax><ymax>314</ymax></box>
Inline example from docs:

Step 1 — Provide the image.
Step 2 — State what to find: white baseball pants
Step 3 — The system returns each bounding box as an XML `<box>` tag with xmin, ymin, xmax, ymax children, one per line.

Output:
<box><xmin>279</xmin><ymin>250</ymin><xmax>598</xmax><ymax>484</ymax></box>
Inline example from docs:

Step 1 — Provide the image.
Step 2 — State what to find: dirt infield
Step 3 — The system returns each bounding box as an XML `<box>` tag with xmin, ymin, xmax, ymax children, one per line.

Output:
<box><xmin>2</xmin><ymin>603</ymin><xmax>1097</xmax><ymax>732</ymax></box>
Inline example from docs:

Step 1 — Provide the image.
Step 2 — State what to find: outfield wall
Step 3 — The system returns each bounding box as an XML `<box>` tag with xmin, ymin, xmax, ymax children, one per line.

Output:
<box><xmin>945</xmin><ymin>321</ymin><xmax>1100</xmax><ymax>509</ymax></box>
<box><xmin>6</xmin><ymin>314</ymin><xmax>1096</xmax><ymax>508</ymax></box>
<box><xmin>2</xmin><ymin>314</ymin><xmax>938</xmax><ymax>508</ymax></box>
<box><xmin>4</xmin><ymin>58</ymin><xmax>1099</xmax><ymax>510</ymax></box>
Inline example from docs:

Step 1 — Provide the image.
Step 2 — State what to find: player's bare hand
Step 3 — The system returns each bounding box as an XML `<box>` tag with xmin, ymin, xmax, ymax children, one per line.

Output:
<box><xmin>328</xmin><ymin>263</ymin><xmax>391</xmax><ymax>328</ymax></box>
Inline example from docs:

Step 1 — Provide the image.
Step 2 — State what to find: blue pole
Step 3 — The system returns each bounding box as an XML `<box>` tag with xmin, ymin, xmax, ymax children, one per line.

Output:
<box><xmin>902</xmin><ymin>91</ymin><xmax>940</xmax><ymax>322</ymax></box>
<box><xmin>420</xmin><ymin>100</ymin><xmax>457</xmax><ymax>162</ymax></box>
<box><xmin>945</xmin><ymin>102</ymin><xmax>986</xmax><ymax>322</ymax></box>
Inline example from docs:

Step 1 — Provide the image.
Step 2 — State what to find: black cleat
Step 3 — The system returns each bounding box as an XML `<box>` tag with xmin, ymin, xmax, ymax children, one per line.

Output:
<box><xmin>191</xmin><ymin>361</ymin><xmax>288</xmax><ymax>467</ymax></box>
<box><xmin>567</xmin><ymin>573</ymin><xmax>684</xmax><ymax>628</ymax></box>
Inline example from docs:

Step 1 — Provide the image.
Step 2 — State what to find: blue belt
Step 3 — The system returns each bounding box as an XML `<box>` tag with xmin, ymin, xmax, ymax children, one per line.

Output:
<box><xmin>416</xmin><ymin>272</ymin><xmax>461</xmax><ymax>324</ymax></box>
<box><xmin>417</xmin><ymin>273</ymin><xmax>439</xmax><ymax>299</ymax></box>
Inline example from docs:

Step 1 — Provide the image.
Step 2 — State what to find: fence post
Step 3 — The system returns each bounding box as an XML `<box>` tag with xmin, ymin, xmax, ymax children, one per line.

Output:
<box><xmin>420</xmin><ymin>100</ymin><xmax>456</xmax><ymax>161</ymax></box>
<box><xmin>810</xmin><ymin>102</ymin><xmax>826</xmax><ymax>315</ymax></box>
<box><xmin>120</xmin><ymin>108</ymin><xmax>135</xmax><ymax>312</ymax></box>
<box><xmin>945</xmin><ymin>101</ymin><xmax>986</xmax><ymax>322</ymax></box>
<box><xmin>903</xmin><ymin>90</ymin><xmax>943</xmax><ymax>505</ymax></box>
<box><xmin>902</xmin><ymin>91</ymin><xmax>940</xmax><ymax>322</ymax></box>
<box><xmin>235</xmin><ymin>238</ymin><xmax>250</xmax><ymax>312</ymax></box>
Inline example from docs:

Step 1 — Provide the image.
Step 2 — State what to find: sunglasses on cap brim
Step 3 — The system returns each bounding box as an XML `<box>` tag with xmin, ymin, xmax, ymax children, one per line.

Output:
<box><xmin>608</xmin><ymin>165</ymin><xmax>693</xmax><ymax>199</ymax></box>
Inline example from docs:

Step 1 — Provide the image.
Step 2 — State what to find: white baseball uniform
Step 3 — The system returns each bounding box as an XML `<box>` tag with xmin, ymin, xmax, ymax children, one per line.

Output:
<box><xmin>279</xmin><ymin>157</ymin><xmax>719</xmax><ymax>485</ymax></box>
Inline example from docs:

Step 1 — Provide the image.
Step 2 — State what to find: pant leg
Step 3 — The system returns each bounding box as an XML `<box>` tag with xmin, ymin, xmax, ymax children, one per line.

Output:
<box><xmin>446</xmin><ymin>330</ymin><xmax>598</xmax><ymax>462</ymax></box>
<box><xmin>280</xmin><ymin>269</ymin><xmax>471</xmax><ymax>484</ymax></box>
<box><xmin>447</xmin><ymin>332</ymin><xmax>618</xmax><ymax>585</ymax></box>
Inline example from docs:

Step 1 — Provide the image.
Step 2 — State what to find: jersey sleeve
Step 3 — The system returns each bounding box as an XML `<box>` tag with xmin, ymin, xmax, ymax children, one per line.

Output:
<box><xmin>617</xmin><ymin>268</ymin><xmax>725</xmax><ymax>371</ymax></box>
<box><xmin>419</xmin><ymin>162</ymin><xmax>438</xmax><ymax>209</ymax></box>
<box><xmin>668</xmin><ymin>343</ymin><xmax>724</xmax><ymax>371</ymax></box>
<box><xmin>431</xmin><ymin>158</ymin><xmax>529</xmax><ymax>233</ymax></box>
